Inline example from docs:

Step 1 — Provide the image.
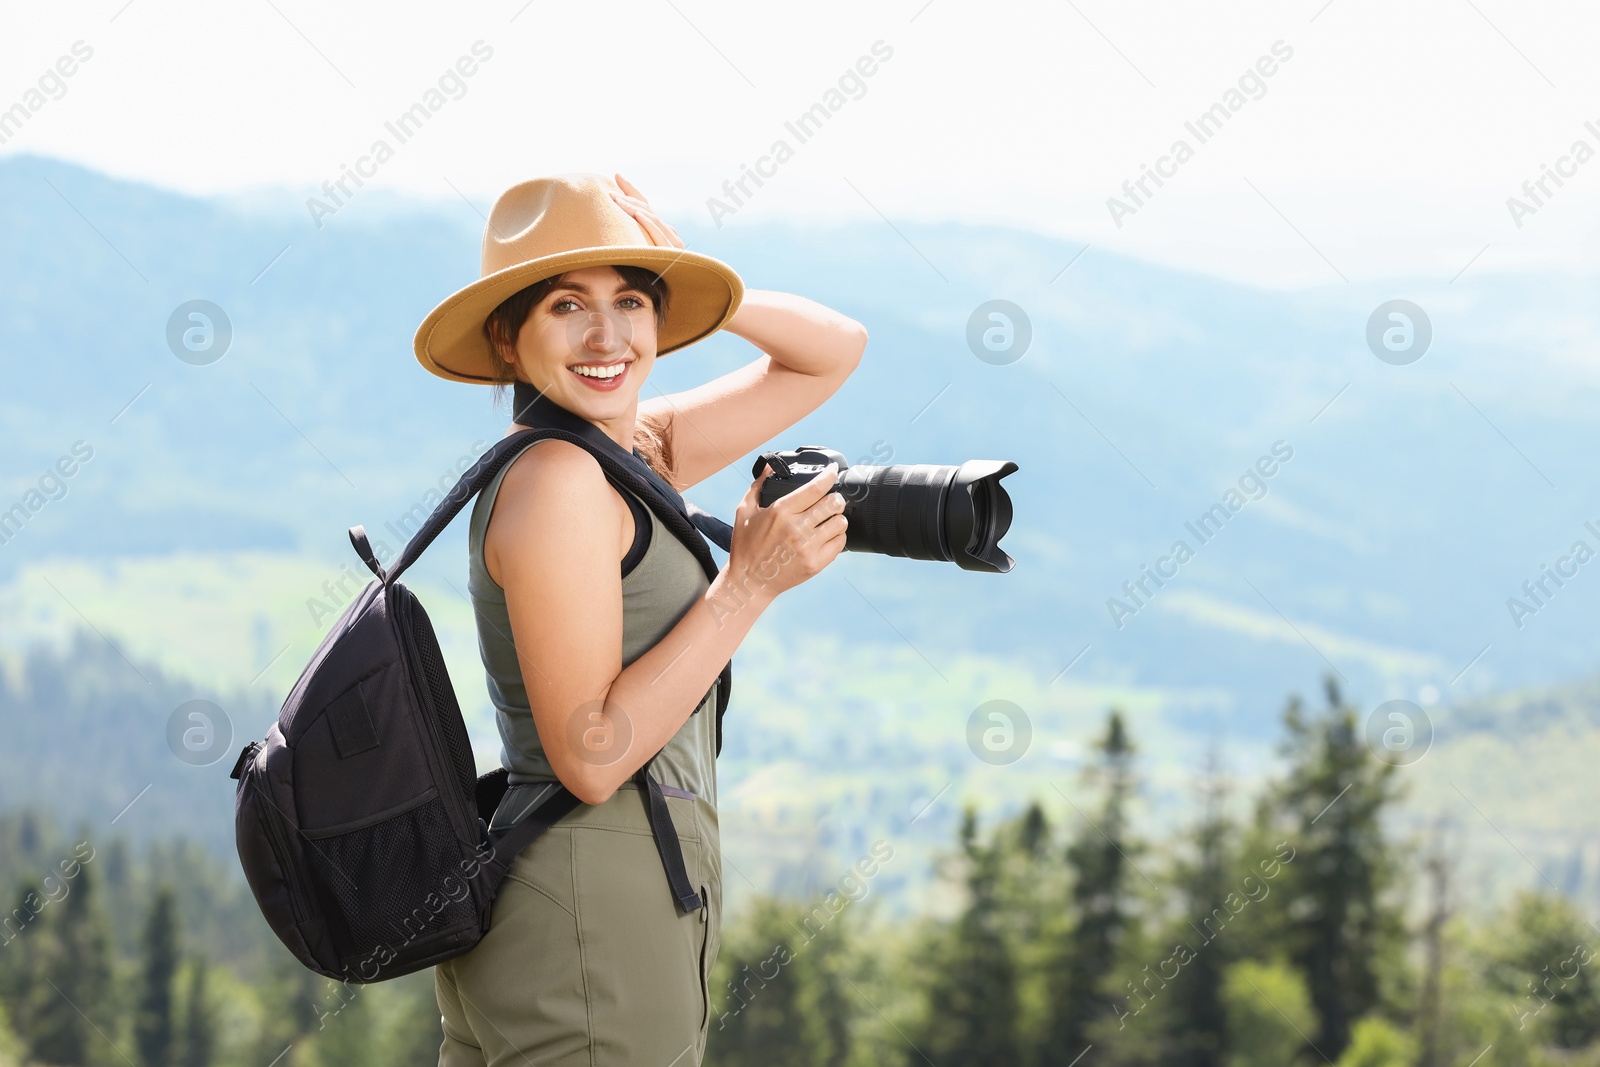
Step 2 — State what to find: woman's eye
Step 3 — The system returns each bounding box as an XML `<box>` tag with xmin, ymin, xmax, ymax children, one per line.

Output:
<box><xmin>552</xmin><ymin>297</ymin><xmax>579</xmax><ymax>313</ymax></box>
<box><xmin>618</xmin><ymin>295</ymin><xmax>647</xmax><ymax>310</ymax></box>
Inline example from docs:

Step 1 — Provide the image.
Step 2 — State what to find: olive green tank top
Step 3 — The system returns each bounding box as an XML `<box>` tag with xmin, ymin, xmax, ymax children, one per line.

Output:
<box><xmin>466</xmin><ymin>437</ymin><xmax>720</xmax><ymax>806</ymax></box>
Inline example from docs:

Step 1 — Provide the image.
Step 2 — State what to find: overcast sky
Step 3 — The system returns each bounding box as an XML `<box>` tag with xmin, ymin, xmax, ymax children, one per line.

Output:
<box><xmin>4</xmin><ymin>0</ymin><xmax>1598</xmax><ymax>288</ymax></box>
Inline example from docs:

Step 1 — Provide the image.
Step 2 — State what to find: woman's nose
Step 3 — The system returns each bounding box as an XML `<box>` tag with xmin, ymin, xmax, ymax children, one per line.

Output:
<box><xmin>580</xmin><ymin>310</ymin><xmax>631</xmax><ymax>354</ymax></box>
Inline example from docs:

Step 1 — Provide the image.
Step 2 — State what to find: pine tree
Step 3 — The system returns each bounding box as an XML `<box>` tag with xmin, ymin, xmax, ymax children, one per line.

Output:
<box><xmin>708</xmin><ymin>896</ymin><xmax>839</xmax><ymax>1066</ymax></box>
<box><xmin>177</xmin><ymin>957</ymin><xmax>217</xmax><ymax>1067</ymax></box>
<box><xmin>251</xmin><ymin>945</ymin><xmax>326</xmax><ymax>1063</ymax></box>
<box><xmin>309</xmin><ymin>976</ymin><xmax>376</xmax><ymax>1067</ymax></box>
<box><xmin>1269</xmin><ymin>676</ymin><xmax>1406</xmax><ymax>1060</ymax></box>
<box><xmin>370</xmin><ymin>970</ymin><xmax>440</xmax><ymax>1067</ymax></box>
<box><xmin>1040</xmin><ymin>709</ymin><xmax>1140</xmax><ymax>1065</ymax></box>
<box><xmin>999</xmin><ymin>801</ymin><xmax>1062</xmax><ymax>1056</ymax></box>
<box><xmin>0</xmin><ymin>998</ymin><xmax>21</xmax><ymax>1067</ymax></box>
<box><xmin>29</xmin><ymin>862</ymin><xmax>113</xmax><ymax>1066</ymax></box>
<box><xmin>807</xmin><ymin>914</ymin><xmax>855</xmax><ymax>1067</ymax></box>
<box><xmin>0</xmin><ymin>880</ymin><xmax>45</xmax><ymax>1049</ymax></box>
<box><xmin>1167</xmin><ymin>753</ymin><xmax>1232</xmax><ymax>1067</ymax></box>
<box><xmin>16</xmin><ymin>816</ymin><xmax>39</xmax><ymax>865</ymax></box>
<box><xmin>1415</xmin><ymin>821</ymin><xmax>1453</xmax><ymax>1067</ymax></box>
<box><xmin>0</xmin><ymin>979</ymin><xmax>22</xmax><ymax>1067</ymax></box>
<box><xmin>136</xmin><ymin>884</ymin><xmax>180</xmax><ymax>1067</ymax></box>
<box><xmin>909</xmin><ymin>807</ymin><xmax>1022</xmax><ymax>1067</ymax></box>
<box><xmin>1490</xmin><ymin>891</ymin><xmax>1600</xmax><ymax>1049</ymax></box>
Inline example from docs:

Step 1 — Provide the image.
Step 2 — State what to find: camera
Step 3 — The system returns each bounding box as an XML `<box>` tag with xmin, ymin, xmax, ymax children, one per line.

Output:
<box><xmin>754</xmin><ymin>445</ymin><xmax>1017</xmax><ymax>573</ymax></box>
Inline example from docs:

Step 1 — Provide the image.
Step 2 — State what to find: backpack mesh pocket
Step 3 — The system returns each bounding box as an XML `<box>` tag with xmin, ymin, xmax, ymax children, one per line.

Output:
<box><xmin>302</xmin><ymin>790</ymin><xmax>478</xmax><ymax>959</ymax></box>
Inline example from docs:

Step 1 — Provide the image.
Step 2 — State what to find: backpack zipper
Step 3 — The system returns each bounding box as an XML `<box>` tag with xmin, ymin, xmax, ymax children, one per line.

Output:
<box><xmin>392</xmin><ymin>590</ymin><xmax>474</xmax><ymax>842</ymax></box>
<box><xmin>258</xmin><ymin>793</ymin><xmax>314</xmax><ymax>925</ymax></box>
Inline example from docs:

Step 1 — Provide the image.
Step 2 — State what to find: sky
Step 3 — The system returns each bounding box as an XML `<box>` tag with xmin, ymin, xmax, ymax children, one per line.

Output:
<box><xmin>3</xmin><ymin>0</ymin><xmax>1599</xmax><ymax>288</ymax></box>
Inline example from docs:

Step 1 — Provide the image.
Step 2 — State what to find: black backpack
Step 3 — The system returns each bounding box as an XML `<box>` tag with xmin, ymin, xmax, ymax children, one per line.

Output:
<box><xmin>229</xmin><ymin>398</ymin><xmax>734</xmax><ymax>984</ymax></box>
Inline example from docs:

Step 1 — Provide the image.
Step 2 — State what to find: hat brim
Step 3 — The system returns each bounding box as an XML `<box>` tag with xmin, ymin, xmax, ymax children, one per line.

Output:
<box><xmin>414</xmin><ymin>246</ymin><xmax>744</xmax><ymax>384</ymax></box>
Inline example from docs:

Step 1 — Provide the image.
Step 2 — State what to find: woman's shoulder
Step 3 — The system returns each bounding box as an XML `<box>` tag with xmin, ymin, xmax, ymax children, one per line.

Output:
<box><xmin>491</xmin><ymin>435</ymin><xmax>617</xmax><ymax>519</ymax></box>
<box><xmin>500</xmin><ymin>434</ymin><xmax>597</xmax><ymax>485</ymax></box>
<box><xmin>481</xmin><ymin>434</ymin><xmax>630</xmax><ymax>582</ymax></box>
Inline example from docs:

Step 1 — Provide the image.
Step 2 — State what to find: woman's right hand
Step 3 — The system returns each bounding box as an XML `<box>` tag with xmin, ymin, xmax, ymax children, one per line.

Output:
<box><xmin>726</xmin><ymin>461</ymin><xmax>848</xmax><ymax>601</ymax></box>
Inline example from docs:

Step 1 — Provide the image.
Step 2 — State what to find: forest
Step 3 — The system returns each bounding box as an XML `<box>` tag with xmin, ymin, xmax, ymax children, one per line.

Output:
<box><xmin>0</xmin><ymin>675</ymin><xmax>1594</xmax><ymax>1067</ymax></box>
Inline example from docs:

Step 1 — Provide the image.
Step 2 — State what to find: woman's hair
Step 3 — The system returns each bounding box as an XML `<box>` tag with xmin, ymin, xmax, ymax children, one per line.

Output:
<box><xmin>483</xmin><ymin>265</ymin><xmax>678</xmax><ymax>484</ymax></box>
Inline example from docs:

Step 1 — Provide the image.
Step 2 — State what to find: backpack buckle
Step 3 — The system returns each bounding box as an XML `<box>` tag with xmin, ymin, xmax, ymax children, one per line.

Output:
<box><xmin>229</xmin><ymin>740</ymin><xmax>261</xmax><ymax>780</ymax></box>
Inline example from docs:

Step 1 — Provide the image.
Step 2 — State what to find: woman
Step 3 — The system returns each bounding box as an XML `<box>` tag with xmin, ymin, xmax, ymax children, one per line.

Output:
<box><xmin>413</xmin><ymin>172</ymin><xmax>866</xmax><ymax>1066</ymax></box>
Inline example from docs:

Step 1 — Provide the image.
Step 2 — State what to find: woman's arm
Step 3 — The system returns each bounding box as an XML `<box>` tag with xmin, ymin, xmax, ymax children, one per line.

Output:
<box><xmin>488</xmin><ymin>437</ymin><xmax>845</xmax><ymax>805</ymax></box>
<box><xmin>608</xmin><ymin>175</ymin><xmax>866</xmax><ymax>492</ymax></box>
<box><xmin>638</xmin><ymin>289</ymin><xmax>868</xmax><ymax>491</ymax></box>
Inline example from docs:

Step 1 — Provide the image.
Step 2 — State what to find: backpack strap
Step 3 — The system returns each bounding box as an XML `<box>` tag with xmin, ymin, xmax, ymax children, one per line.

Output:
<box><xmin>348</xmin><ymin>525</ymin><xmax>386</xmax><ymax>581</ymax></box>
<box><xmin>507</xmin><ymin>386</ymin><xmax>735</xmax><ymax>751</ymax></box>
<box><xmin>380</xmin><ymin>428</ymin><xmax>564</xmax><ymax>587</ymax></box>
<box><xmin>478</xmin><ymin>782</ymin><xmax>584</xmax><ymax>884</ymax></box>
<box><xmin>383</xmin><ymin>417</ymin><xmax>730</xmax><ymax>591</ymax></box>
<box><xmin>479</xmin><ymin>764</ymin><xmax>705</xmax><ymax>915</ymax></box>
<box><xmin>379</xmin><ymin>391</ymin><xmax>736</xmax><ymax>753</ymax></box>
<box><xmin>366</xmin><ymin>400</ymin><xmax>735</xmax><ymax>907</ymax></box>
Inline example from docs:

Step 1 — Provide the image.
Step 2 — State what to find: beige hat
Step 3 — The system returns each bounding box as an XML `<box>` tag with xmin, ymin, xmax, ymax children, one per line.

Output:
<box><xmin>413</xmin><ymin>172</ymin><xmax>744</xmax><ymax>383</ymax></box>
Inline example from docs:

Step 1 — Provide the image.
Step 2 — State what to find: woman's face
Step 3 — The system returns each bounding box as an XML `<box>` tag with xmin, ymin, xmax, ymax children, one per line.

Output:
<box><xmin>504</xmin><ymin>265</ymin><xmax>658</xmax><ymax>421</ymax></box>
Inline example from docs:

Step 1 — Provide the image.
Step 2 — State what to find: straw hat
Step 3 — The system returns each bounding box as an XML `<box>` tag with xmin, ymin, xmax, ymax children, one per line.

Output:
<box><xmin>413</xmin><ymin>172</ymin><xmax>744</xmax><ymax>383</ymax></box>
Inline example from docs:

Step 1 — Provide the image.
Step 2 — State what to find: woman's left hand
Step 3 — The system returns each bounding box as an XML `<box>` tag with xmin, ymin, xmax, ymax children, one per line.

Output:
<box><xmin>610</xmin><ymin>174</ymin><xmax>685</xmax><ymax>250</ymax></box>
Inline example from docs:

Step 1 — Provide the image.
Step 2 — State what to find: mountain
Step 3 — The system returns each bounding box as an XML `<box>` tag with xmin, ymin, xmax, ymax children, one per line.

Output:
<box><xmin>3</xmin><ymin>151</ymin><xmax>1599</xmax><ymax>910</ymax></box>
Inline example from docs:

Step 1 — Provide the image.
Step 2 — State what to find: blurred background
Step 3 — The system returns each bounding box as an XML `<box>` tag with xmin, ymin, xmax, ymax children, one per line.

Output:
<box><xmin>2</xmin><ymin>1</ymin><xmax>1598</xmax><ymax>1064</ymax></box>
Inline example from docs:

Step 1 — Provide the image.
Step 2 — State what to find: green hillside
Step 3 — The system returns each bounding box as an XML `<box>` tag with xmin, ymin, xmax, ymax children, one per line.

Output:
<box><xmin>4</xmin><ymin>548</ymin><xmax>1599</xmax><ymax>921</ymax></box>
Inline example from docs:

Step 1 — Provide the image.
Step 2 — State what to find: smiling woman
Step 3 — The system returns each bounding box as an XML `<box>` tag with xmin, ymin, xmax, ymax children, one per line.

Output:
<box><xmin>411</xmin><ymin>171</ymin><xmax>865</xmax><ymax>1066</ymax></box>
<box><xmin>483</xmin><ymin>263</ymin><xmax>679</xmax><ymax>482</ymax></box>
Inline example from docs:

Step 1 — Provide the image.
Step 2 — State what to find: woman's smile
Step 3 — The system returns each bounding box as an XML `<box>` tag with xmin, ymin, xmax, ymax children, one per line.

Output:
<box><xmin>566</xmin><ymin>357</ymin><xmax>633</xmax><ymax>391</ymax></box>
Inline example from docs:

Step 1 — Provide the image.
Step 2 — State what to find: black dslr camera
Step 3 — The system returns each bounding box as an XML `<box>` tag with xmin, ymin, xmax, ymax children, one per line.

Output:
<box><xmin>753</xmin><ymin>445</ymin><xmax>1018</xmax><ymax>574</ymax></box>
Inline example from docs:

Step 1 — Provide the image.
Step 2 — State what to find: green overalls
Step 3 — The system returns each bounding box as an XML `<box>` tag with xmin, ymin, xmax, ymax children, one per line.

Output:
<box><xmin>435</xmin><ymin>441</ymin><xmax>723</xmax><ymax>1066</ymax></box>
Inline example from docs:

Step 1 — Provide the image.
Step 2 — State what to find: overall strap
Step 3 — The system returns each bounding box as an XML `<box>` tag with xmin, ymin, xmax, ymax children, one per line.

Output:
<box><xmin>480</xmin><ymin>767</ymin><xmax>705</xmax><ymax>915</ymax></box>
<box><xmin>635</xmin><ymin>760</ymin><xmax>705</xmax><ymax>913</ymax></box>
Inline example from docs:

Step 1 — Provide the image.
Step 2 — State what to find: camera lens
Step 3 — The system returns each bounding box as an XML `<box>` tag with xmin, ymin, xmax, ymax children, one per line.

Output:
<box><xmin>757</xmin><ymin>447</ymin><xmax>1016</xmax><ymax>573</ymax></box>
<box><xmin>841</xmin><ymin>459</ymin><xmax>1016</xmax><ymax>573</ymax></box>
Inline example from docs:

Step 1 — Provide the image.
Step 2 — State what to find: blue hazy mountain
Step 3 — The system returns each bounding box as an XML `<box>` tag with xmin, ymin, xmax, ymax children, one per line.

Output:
<box><xmin>3</xmin><ymin>150</ymin><xmax>1598</xmax><ymax>737</ymax></box>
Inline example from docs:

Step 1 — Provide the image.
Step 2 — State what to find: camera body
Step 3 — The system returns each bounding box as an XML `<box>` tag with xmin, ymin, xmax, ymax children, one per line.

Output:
<box><xmin>754</xmin><ymin>445</ymin><xmax>1017</xmax><ymax>574</ymax></box>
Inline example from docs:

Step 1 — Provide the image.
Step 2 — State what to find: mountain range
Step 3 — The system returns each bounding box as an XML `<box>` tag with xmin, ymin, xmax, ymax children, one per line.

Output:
<box><xmin>2</xmin><ymin>152</ymin><xmax>1597</xmax><ymax>913</ymax></box>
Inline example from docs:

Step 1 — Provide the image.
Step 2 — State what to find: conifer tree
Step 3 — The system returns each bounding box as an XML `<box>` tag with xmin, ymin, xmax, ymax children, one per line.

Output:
<box><xmin>1167</xmin><ymin>754</ymin><xmax>1232</xmax><ymax>1067</ymax></box>
<box><xmin>909</xmin><ymin>807</ymin><xmax>1022</xmax><ymax>1067</ymax></box>
<box><xmin>0</xmin><ymin>1004</ymin><xmax>19</xmax><ymax>1067</ymax></box>
<box><xmin>708</xmin><ymin>895</ymin><xmax>842</xmax><ymax>1066</ymax></box>
<box><xmin>177</xmin><ymin>956</ymin><xmax>217</xmax><ymax>1067</ymax></box>
<box><xmin>249</xmin><ymin>946</ymin><xmax>325</xmax><ymax>1064</ymax></box>
<box><xmin>1041</xmin><ymin>710</ymin><xmax>1140</xmax><ymax>1065</ymax></box>
<box><xmin>1490</xmin><ymin>892</ymin><xmax>1600</xmax><ymax>1049</ymax></box>
<box><xmin>136</xmin><ymin>884</ymin><xmax>180</xmax><ymax>1067</ymax></box>
<box><xmin>1269</xmin><ymin>676</ymin><xmax>1406</xmax><ymax>1060</ymax></box>
<box><xmin>0</xmin><ymin>881</ymin><xmax>44</xmax><ymax>1050</ymax></box>
<box><xmin>0</xmin><ymin>998</ymin><xmax>22</xmax><ymax>1067</ymax></box>
<box><xmin>1415</xmin><ymin>822</ymin><xmax>1453</xmax><ymax>1067</ymax></box>
<box><xmin>807</xmin><ymin>914</ymin><xmax>855</xmax><ymax>1067</ymax></box>
<box><xmin>999</xmin><ymin>801</ymin><xmax>1061</xmax><ymax>1056</ymax></box>
<box><xmin>371</xmin><ymin>971</ymin><xmax>441</xmax><ymax>1067</ymax></box>
<box><xmin>29</xmin><ymin>862</ymin><xmax>113</xmax><ymax>1066</ymax></box>
<box><xmin>310</xmin><ymin>977</ymin><xmax>377</xmax><ymax>1067</ymax></box>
